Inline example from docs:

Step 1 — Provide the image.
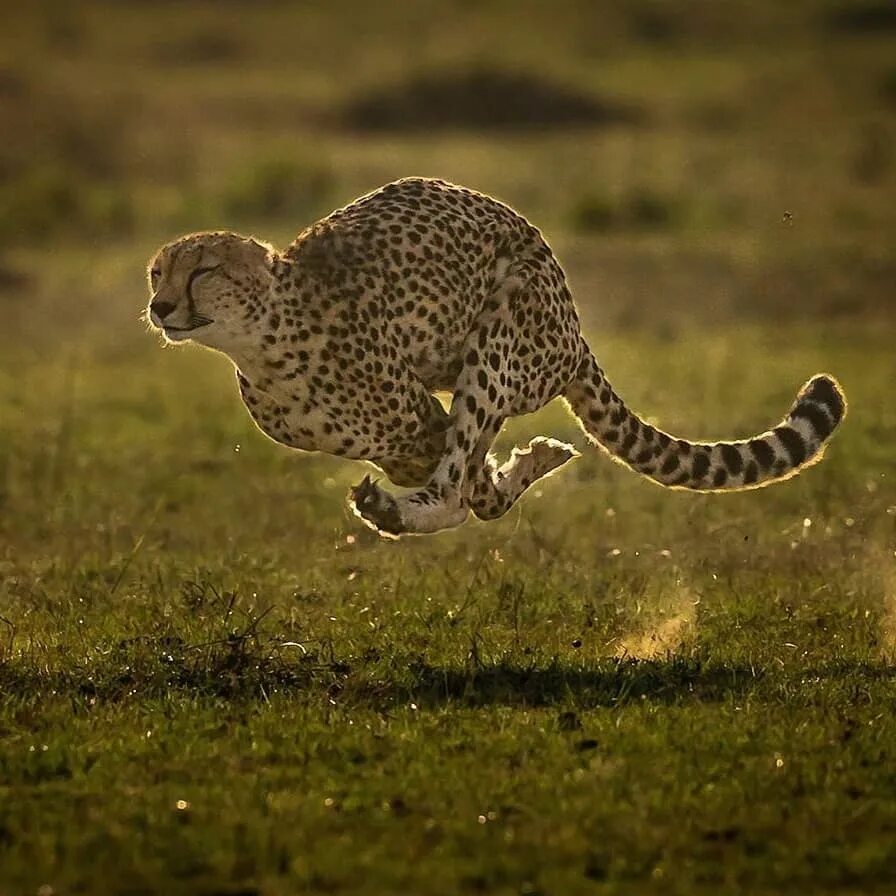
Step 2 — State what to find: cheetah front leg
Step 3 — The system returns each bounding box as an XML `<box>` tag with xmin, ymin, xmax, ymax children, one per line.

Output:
<box><xmin>351</xmin><ymin>342</ymin><xmax>508</xmax><ymax>536</ymax></box>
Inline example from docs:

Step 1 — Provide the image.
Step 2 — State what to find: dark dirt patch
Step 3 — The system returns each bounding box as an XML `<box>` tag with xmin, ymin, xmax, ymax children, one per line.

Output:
<box><xmin>881</xmin><ymin>68</ymin><xmax>896</xmax><ymax>106</ymax></box>
<box><xmin>152</xmin><ymin>30</ymin><xmax>246</xmax><ymax>66</ymax></box>
<box><xmin>339</xmin><ymin>67</ymin><xmax>641</xmax><ymax>132</ymax></box>
<box><xmin>0</xmin><ymin>262</ymin><xmax>32</xmax><ymax>294</ymax></box>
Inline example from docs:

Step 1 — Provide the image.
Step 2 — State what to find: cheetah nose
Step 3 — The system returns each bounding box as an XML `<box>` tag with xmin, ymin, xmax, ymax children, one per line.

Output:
<box><xmin>150</xmin><ymin>300</ymin><xmax>176</xmax><ymax>321</ymax></box>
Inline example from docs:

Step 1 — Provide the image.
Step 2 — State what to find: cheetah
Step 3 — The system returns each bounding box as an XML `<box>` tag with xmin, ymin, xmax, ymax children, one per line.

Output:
<box><xmin>146</xmin><ymin>177</ymin><xmax>846</xmax><ymax>537</ymax></box>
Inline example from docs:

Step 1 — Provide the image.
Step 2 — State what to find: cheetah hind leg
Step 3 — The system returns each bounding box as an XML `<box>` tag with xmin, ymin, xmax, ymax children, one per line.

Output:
<box><xmin>348</xmin><ymin>411</ymin><xmax>579</xmax><ymax>537</ymax></box>
<box><xmin>468</xmin><ymin>437</ymin><xmax>579</xmax><ymax>522</ymax></box>
<box><xmin>350</xmin><ymin>436</ymin><xmax>579</xmax><ymax>535</ymax></box>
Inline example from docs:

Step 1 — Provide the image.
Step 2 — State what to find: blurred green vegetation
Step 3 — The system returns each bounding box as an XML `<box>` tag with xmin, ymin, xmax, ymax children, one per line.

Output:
<box><xmin>1</xmin><ymin>1</ymin><xmax>895</xmax><ymax>894</ymax></box>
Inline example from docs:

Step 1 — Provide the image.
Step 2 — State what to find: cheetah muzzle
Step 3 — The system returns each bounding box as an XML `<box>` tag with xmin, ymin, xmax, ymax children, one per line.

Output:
<box><xmin>146</xmin><ymin>177</ymin><xmax>847</xmax><ymax>538</ymax></box>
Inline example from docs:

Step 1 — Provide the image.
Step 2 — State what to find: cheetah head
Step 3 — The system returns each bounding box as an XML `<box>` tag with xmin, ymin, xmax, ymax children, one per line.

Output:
<box><xmin>146</xmin><ymin>231</ymin><xmax>276</xmax><ymax>351</ymax></box>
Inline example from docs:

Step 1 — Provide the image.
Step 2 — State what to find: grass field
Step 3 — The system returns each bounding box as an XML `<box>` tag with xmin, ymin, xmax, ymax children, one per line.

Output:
<box><xmin>2</xmin><ymin>2</ymin><xmax>896</xmax><ymax>894</ymax></box>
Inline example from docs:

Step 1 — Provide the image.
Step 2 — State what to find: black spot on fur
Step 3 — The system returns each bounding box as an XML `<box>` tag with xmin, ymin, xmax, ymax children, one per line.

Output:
<box><xmin>721</xmin><ymin>444</ymin><xmax>743</xmax><ymax>475</ymax></box>
<box><xmin>660</xmin><ymin>455</ymin><xmax>680</xmax><ymax>476</ymax></box>
<box><xmin>691</xmin><ymin>452</ymin><xmax>710</xmax><ymax>480</ymax></box>
<box><xmin>620</xmin><ymin>432</ymin><xmax>638</xmax><ymax>455</ymax></box>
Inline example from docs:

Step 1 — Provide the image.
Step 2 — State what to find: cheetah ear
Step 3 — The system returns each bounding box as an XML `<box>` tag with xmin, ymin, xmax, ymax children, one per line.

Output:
<box><xmin>246</xmin><ymin>236</ymin><xmax>277</xmax><ymax>271</ymax></box>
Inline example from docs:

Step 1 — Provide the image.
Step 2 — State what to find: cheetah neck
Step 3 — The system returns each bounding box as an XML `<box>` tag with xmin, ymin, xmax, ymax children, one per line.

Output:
<box><xmin>193</xmin><ymin>288</ymin><xmax>287</xmax><ymax>388</ymax></box>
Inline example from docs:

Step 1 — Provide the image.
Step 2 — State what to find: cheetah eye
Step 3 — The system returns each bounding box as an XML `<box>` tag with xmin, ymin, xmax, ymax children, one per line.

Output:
<box><xmin>186</xmin><ymin>265</ymin><xmax>221</xmax><ymax>297</ymax></box>
<box><xmin>150</xmin><ymin>264</ymin><xmax>161</xmax><ymax>285</ymax></box>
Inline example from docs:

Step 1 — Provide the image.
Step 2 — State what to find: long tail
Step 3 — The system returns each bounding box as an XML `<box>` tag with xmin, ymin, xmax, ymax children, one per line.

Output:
<box><xmin>564</xmin><ymin>351</ymin><xmax>847</xmax><ymax>491</ymax></box>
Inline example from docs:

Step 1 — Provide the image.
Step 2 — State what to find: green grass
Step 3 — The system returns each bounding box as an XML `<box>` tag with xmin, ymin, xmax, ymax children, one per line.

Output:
<box><xmin>3</xmin><ymin>320</ymin><xmax>895</xmax><ymax>895</ymax></box>
<box><xmin>2</xmin><ymin>1</ymin><xmax>896</xmax><ymax>893</ymax></box>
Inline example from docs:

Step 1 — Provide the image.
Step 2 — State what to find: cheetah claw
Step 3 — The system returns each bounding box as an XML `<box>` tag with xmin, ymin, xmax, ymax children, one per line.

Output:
<box><xmin>349</xmin><ymin>474</ymin><xmax>405</xmax><ymax>537</ymax></box>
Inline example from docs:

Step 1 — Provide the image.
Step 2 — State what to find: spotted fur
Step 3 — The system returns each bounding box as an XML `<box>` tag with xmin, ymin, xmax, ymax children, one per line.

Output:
<box><xmin>146</xmin><ymin>177</ymin><xmax>846</xmax><ymax>536</ymax></box>
<box><xmin>566</xmin><ymin>356</ymin><xmax>845</xmax><ymax>491</ymax></box>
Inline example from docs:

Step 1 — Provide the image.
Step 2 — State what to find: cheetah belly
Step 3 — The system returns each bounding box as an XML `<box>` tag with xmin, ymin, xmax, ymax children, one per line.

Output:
<box><xmin>240</xmin><ymin>371</ymin><xmax>418</xmax><ymax>461</ymax></box>
<box><xmin>239</xmin><ymin>391</ymin><xmax>319</xmax><ymax>453</ymax></box>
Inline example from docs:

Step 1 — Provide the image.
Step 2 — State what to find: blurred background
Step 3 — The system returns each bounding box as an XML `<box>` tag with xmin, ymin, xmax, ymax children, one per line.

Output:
<box><xmin>3</xmin><ymin>0</ymin><xmax>894</xmax><ymax>326</ymax></box>
<box><xmin>0</xmin><ymin>0</ymin><xmax>894</xmax><ymax>557</ymax></box>
<box><xmin>3</xmin><ymin>8</ymin><xmax>896</xmax><ymax>890</ymax></box>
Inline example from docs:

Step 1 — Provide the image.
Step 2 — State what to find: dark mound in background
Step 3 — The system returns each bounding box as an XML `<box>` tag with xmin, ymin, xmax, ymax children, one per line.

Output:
<box><xmin>340</xmin><ymin>67</ymin><xmax>641</xmax><ymax>132</ymax></box>
<box><xmin>823</xmin><ymin>1</ymin><xmax>896</xmax><ymax>33</ymax></box>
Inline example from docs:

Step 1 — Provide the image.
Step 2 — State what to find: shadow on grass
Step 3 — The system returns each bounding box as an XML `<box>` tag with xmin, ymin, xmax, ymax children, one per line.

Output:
<box><xmin>3</xmin><ymin>646</ymin><xmax>894</xmax><ymax>710</ymax></box>
<box><xmin>351</xmin><ymin>657</ymin><xmax>762</xmax><ymax>710</ymax></box>
<box><xmin>362</xmin><ymin>656</ymin><xmax>896</xmax><ymax>712</ymax></box>
<box><xmin>0</xmin><ymin>654</ymin><xmax>768</xmax><ymax>709</ymax></box>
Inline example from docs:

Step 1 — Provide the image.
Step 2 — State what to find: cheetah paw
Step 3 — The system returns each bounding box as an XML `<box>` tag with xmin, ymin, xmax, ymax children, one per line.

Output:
<box><xmin>522</xmin><ymin>437</ymin><xmax>580</xmax><ymax>476</ymax></box>
<box><xmin>349</xmin><ymin>475</ymin><xmax>405</xmax><ymax>537</ymax></box>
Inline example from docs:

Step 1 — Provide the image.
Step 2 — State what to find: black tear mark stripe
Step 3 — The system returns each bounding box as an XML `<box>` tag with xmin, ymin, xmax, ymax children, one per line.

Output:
<box><xmin>186</xmin><ymin>265</ymin><xmax>221</xmax><ymax>308</ymax></box>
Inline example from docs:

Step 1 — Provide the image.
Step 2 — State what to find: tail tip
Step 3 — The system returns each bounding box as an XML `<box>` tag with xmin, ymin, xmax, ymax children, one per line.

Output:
<box><xmin>802</xmin><ymin>373</ymin><xmax>847</xmax><ymax>426</ymax></box>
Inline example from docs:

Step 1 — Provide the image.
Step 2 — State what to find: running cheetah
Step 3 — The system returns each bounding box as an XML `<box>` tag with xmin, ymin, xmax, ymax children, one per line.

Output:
<box><xmin>146</xmin><ymin>177</ymin><xmax>846</xmax><ymax>536</ymax></box>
